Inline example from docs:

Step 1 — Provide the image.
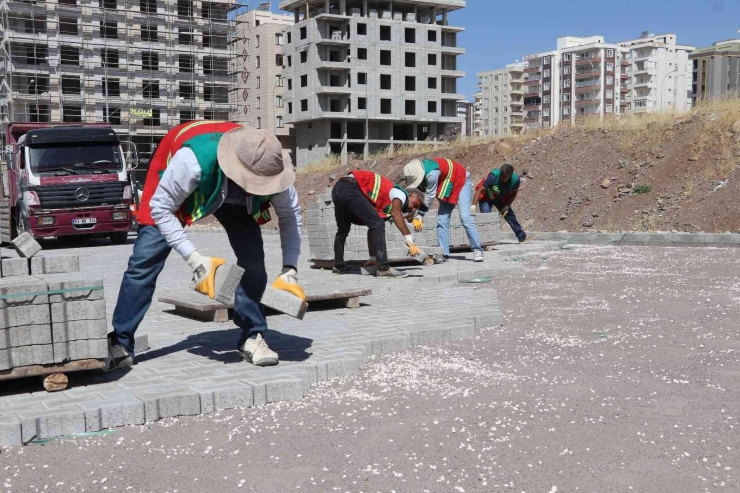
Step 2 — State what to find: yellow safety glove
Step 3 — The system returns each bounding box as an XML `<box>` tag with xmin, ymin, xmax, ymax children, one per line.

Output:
<box><xmin>404</xmin><ymin>235</ymin><xmax>421</xmax><ymax>257</ymax></box>
<box><xmin>412</xmin><ymin>217</ymin><xmax>424</xmax><ymax>232</ymax></box>
<box><xmin>272</xmin><ymin>267</ymin><xmax>306</xmax><ymax>300</ymax></box>
<box><xmin>186</xmin><ymin>251</ymin><xmax>225</xmax><ymax>299</ymax></box>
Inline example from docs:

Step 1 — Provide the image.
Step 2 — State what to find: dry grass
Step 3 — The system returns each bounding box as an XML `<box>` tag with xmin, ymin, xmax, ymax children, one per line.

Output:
<box><xmin>296</xmin><ymin>154</ymin><xmax>342</xmax><ymax>175</ymax></box>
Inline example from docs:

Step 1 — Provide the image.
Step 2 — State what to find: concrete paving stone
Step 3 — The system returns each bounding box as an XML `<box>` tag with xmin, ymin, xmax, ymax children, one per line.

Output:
<box><xmin>1</xmin><ymin>324</ymin><xmax>52</xmax><ymax>347</ymax></box>
<box><xmin>30</xmin><ymin>255</ymin><xmax>80</xmax><ymax>275</ymax></box>
<box><xmin>192</xmin><ymin>383</ymin><xmax>255</xmax><ymax>414</ymax></box>
<box><xmin>1</xmin><ymin>257</ymin><xmax>30</xmax><ymax>277</ymax></box>
<box><xmin>11</xmin><ymin>232</ymin><xmax>42</xmax><ymax>258</ymax></box>
<box><xmin>264</xmin><ymin>378</ymin><xmax>304</xmax><ymax>402</ymax></box>
<box><xmin>50</xmin><ymin>299</ymin><xmax>106</xmax><ymax>322</ymax></box>
<box><xmin>52</xmin><ymin>318</ymin><xmax>107</xmax><ymax>343</ymax></box>
<box><xmin>53</xmin><ymin>338</ymin><xmax>108</xmax><ymax>363</ymax></box>
<box><xmin>325</xmin><ymin>357</ymin><xmax>362</xmax><ymax>379</ymax></box>
<box><xmin>1</xmin><ymin>344</ymin><xmax>54</xmax><ymax>369</ymax></box>
<box><xmin>137</xmin><ymin>390</ymin><xmax>202</xmax><ymax>422</ymax></box>
<box><xmin>80</xmin><ymin>396</ymin><xmax>146</xmax><ymax>432</ymax></box>
<box><xmin>370</xmin><ymin>336</ymin><xmax>409</xmax><ymax>355</ymax></box>
<box><xmin>0</xmin><ymin>414</ymin><xmax>22</xmax><ymax>446</ymax></box>
<box><xmin>34</xmin><ymin>273</ymin><xmax>104</xmax><ymax>303</ymax></box>
<box><xmin>18</xmin><ymin>406</ymin><xmax>86</xmax><ymax>442</ymax></box>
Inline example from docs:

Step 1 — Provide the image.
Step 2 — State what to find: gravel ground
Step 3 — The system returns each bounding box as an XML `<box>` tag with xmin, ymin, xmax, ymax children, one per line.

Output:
<box><xmin>1</xmin><ymin>245</ymin><xmax>739</xmax><ymax>493</ymax></box>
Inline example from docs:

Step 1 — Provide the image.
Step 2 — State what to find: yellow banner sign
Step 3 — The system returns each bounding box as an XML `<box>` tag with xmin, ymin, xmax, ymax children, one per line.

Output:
<box><xmin>130</xmin><ymin>108</ymin><xmax>153</xmax><ymax>118</ymax></box>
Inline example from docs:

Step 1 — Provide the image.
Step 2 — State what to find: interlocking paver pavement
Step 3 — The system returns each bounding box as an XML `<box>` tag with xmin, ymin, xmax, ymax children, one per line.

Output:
<box><xmin>0</xmin><ymin>231</ymin><xmax>562</xmax><ymax>444</ymax></box>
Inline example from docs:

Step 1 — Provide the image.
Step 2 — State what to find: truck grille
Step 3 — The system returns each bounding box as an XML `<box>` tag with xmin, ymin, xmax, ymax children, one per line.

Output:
<box><xmin>38</xmin><ymin>182</ymin><xmax>124</xmax><ymax>209</ymax></box>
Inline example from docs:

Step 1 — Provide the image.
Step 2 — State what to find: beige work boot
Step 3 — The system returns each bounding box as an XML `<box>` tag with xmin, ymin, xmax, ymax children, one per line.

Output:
<box><xmin>239</xmin><ymin>333</ymin><xmax>279</xmax><ymax>366</ymax></box>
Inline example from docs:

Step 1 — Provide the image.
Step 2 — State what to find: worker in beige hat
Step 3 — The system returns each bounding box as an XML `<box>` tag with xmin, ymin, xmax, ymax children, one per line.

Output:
<box><xmin>106</xmin><ymin>121</ymin><xmax>303</xmax><ymax>372</ymax></box>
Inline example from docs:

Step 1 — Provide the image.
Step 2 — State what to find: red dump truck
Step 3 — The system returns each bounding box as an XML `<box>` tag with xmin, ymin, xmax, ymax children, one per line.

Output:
<box><xmin>0</xmin><ymin>123</ymin><xmax>137</xmax><ymax>244</ymax></box>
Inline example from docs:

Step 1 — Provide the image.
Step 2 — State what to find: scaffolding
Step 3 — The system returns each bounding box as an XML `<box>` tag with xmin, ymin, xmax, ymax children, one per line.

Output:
<box><xmin>0</xmin><ymin>0</ymin><xmax>246</xmax><ymax>171</ymax></box>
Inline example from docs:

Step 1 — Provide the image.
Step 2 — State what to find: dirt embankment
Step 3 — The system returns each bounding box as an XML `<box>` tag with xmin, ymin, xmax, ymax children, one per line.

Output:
<box><xmin>290</xmin><ymin>108</ymin><xmax>740</xmax><ymax>234</ymax></box>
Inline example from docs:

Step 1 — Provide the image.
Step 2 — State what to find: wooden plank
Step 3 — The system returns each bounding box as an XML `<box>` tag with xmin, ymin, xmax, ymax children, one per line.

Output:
<box><xmin>0</xmin><ymin>358</ymin><xmax>105</xmax><ymax>382</ymax></box>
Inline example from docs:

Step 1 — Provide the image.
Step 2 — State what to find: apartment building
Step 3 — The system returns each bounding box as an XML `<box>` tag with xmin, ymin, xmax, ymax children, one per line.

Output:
<box><xmin>690</xmin><ymin>39</ymin><xmax>740</xmax><ymax>101</ymax></box>
<box><xmin>232</xmin><ymin>7</ymin><xmax>296</xmax><ymax>158</ymax></box>
<box><xmin>619</xmin><ymin>33</ymin><xmax>694</xmax><ymax>113</ymax></box>
<box><xmin>455</xmin><ymin>99</ymin><xmax>472</xmax><ymax>137</ymax></box>
<box><xmin>0</xmin><ymin>0</ymin><xmax>236</xmax><ymax>167</ymax></box>
<box><xmin>279</xmin><ymin>0</ymin><xmax>466</xmax><ymax>166</ymax></box>
<box><xmin>473</xmin><ymin>62</ymin><xmax>526</xmax><ymax>137</ymax></box>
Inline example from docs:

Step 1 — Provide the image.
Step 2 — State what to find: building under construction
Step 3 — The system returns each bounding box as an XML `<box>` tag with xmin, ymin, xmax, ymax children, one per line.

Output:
<box><xmin>0</xmin><ymin>0</ymin><xmax>246</xmax><ymax>171</ymax></box>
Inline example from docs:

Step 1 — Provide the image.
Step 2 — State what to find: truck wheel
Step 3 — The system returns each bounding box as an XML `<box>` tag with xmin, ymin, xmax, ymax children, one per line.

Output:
<box><xmin>110</xmin><ymin>232</ymin><xmax>129</xmax><ymax>245</ymax></box>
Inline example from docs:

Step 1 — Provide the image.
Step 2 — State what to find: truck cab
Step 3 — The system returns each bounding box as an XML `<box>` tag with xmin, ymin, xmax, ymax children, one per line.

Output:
<box><xmin>2</xmin><ymin>124</ymin><xmax>133</xmax><ymax>244</ymax></box>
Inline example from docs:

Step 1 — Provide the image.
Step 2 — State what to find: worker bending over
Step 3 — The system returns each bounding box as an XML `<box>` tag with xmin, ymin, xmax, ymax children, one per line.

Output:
<box><xmin>403</xmin><ymin>158</ymin><xmax>484</xmax><ymax>262</ymax></box>
<box><xmin>332</xmin><ymin>170</ymin><xmax>427</xmax><ymax>279</ymax></box>
<box><xmin>106</xmin><ymin>121</ymin><xmax>303</xmax><ymax>371</ymax></box>
<box><xmin>472</xmin><ymin>163</ymin><xmax>532</xmax><ymax>243</ymax></box>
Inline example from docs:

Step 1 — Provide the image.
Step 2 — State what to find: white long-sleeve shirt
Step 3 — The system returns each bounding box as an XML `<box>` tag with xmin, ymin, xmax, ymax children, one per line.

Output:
<box><xmin>150</xmin><ymin>147</ymin><xmax>302</xmax><ymax>267</ymax></box>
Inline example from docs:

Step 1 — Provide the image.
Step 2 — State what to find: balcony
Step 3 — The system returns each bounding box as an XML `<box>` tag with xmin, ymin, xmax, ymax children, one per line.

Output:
<box><xmin>575</xmin><ymin>98</ymin><xmax>599</xmax><ymax>105</ymax></box>
<box><xmin>440</xmin><ymin>45</ymin><xmax>465</xmax><ymax>55</ymax></box>
<box><xmin>620</xmin><ymin>73</ymin><xmax>629</xmax><ymax>80</ymax></box>
<box><xmin>634</xmin><ymin>80</ymin><xmax>652</xmax><ymax>88</ymax></box>
<box><xmin>524</xmin><ymin>79</ymin><xmax>541</xmax><ymax>86</ymax></box>
<box><xmin>620</xmin><ymin>87</ymin><xmax>629</xmax><ymax>93</ymax></box>
<box><xmin>575</xmin><ymin>69</ymin><xmax>600</xmax><ymax>79</ymax></box>
<box><xmin>621</xmin><ymin>60</ymin><xmax>630</xmax><ymax>66</ymax></box>
<box><xmin>317</xmin><ymin>31</ymin><xmax>351</xmax><ymax>45</ymax></box>
<box><xmin>316</xmin><ymin>60</ymin><xmax>351</xmax><ymax>71</ymax></box>
<box><xmin>510</xmin><ymin>86</ymin><xmax>524</xmax><ymax>95</ymax></box>
<box><xmin>441</xmin><ymin>68</ymin><xmax>465</xmax><ymax>78</ymax></box>
<box><xmin>576</xmin><ymin>56</ymin><xmax>600</xmax><ymax>65</ymax></box>
<box><xmin>510</xmin><ymin>120</ymin><xmax>524</xmax><ymax>127</ymax></box>
<box><xmin>524</xmin><ymin>66</ymin><xmax>541</xmax><ymax>73</ymax></box>
<box><xmin>523</xmin><ymin>104</ymin><xmax>540</xmax><ymax>111</ymax></box>
<box><xmin>510</xmin><ymin>99</ymin><xmax>523</xmax><ymax>107</ymax></box>
<box><xmin>316</xmin><ymin>85</ymin><xmax>352</xmax><ymax>94</ymax></box>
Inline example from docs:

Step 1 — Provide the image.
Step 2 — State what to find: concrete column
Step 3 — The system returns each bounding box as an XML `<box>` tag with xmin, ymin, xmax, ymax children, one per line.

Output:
<box><xmin>431</xmin><ymin>7</ymin><xmax>436</xmax><ymax>23</ymax></box>
<box><xmin>413</xmin><ymin>123</ymin><xmax>418</xmax><ymax>146</ymax></box>
<box><xmin>341</xmin><ymin>120</ymin><xmax>348</xmax><ymax>164</ymax></box>
<box><xmin>363</xmin><ymin>0</ymin><xmax>367</xmax><ymax>16</ymax></box>
<box><xmin>442</xmin><ymin>11</ymin><xmax>447</xmax><ymax>26</ymax></box>
<box><xmin>294</xmin><ymin>9</ymin><xmax>299</xmax><ymax>22</ymax></box>
<box><xmin>340</xmin><ymin>0</ymin><xmax>346</xmax><ymax>15</ymax></box>
<box><xmin>305</xmin><ymin>2</ymin><xmax>310</xmax><ymax>19</ymax></box>
<box><xmin>324</xmin><ymin>0</ymin><xmax>329</xmax><ymax>13</ymax></box>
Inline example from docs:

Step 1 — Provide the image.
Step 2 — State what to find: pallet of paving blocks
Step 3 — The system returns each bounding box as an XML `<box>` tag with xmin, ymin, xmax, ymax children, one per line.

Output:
<box><xmin>305</xmin><ymin>193</ymin><xmax>502</xmax><ymax>266</ymax></box>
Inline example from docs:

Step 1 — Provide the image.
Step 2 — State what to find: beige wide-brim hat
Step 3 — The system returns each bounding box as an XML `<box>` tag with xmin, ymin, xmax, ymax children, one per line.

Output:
<box><xmin>404</xmin><ymin>159</ymin><xmax>425</xmax><ymax>189</ymax></box>
<box><xmin>217</xmin><ymin>127</ymin><xmax>295</xmax><ymax>196</ymax></box>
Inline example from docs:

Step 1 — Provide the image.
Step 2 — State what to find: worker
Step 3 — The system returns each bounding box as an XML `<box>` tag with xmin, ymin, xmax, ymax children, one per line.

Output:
<box><xmin>472</xmin><ymin>163</ymin><xmax>532</xmax><ymax>243</ymax></box>
<box><xmin>332</xmin><ymin>170</ymin><xmax>427</xmax><ymax>279</ymax></box>
<box><xmin>403</xmin><ymin>158</ymin><xmax>484</xmax><ymax>262</ymax></box>
<box><xmin>105</xmin><ymin>121</ymin><xmax>303</xmax><ymax>371</ymax></box>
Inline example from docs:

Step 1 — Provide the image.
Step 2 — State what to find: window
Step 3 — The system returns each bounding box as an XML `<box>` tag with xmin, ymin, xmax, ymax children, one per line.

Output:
<box><xmin>380</xmin><ymin>25</ymin><xmax>391</xmax><ymax>41</ymax></box>
<box><xmin>428</xmin><ymin>30</ymin><xmax>437</xmax><ymax>42</ymax></box>
<box><xmin>276</xmin><ymin>116</ymin><xmax>284</xmax><ymax>128</ymax></box>
<box><xmin>256</xmin><ymin>35</ymin><xmax>260</xmax><ymax>48</ymax></box>
<box><xmin>61</xmin><ymin>76</ymin><xmax>81</xmax><ymax>95</ymax></box>
<box><xmin>544</xmin><ymin>56</ymin><xmax>550</xmax><ymax>65</ymax></box>
<box><xmin>300</xmin><ymin>26</ymin><xmax>306</xmax><ymax>39</ymax></box>
<box><xmin>428</xmin><ymin>101</ymin><xmax>437</xmax><ymax>113</ymax></box>
<box><xmin>543</xmin><ymin>82</ymin><xmax>551</xmax><ymax>91</ymax></box>
<box><xmin>405</xmin><ymin>100</ymin><xmax>416</xmax><ymax>115</ymax></box>
<box><xmin>380</xmin><ymin>74</ymin><xmax>391</xmax><ymax>90</ymax></box>
<box><xmin>405</xmin><ymin>76</ymin><xmax>415</xmax><ymax>91</ymax></box>
<box><xmin>544</xmin><ymin>69</ymin><xmax>550</xmax><ymax>78</ymax></box>
<box><xmin>179</xmin><ymin>29</ymin><xmax>193</xmax><ymax>45</ymax></box>
<box><xmin>606</xmin><ymin>90</ymin><xmax>613</xmax><ymax>98</ymax></box>
<box><xmin>607</xmin><ymin>49</ymin><xmax>614</xmax><ymax>57</ymax></box>
<box><xmin>357</xmin><ymin>23</ymin><xmax>367</xmax><ymax>35</ymax></box>
<box><xmin>179</xmin><ymin>54</ymin><xmax>194</xmax><ymax>72</ymax></box>
<box><xmin>275</xmin><ymin>33</ymin><xmax>284</xmax><ymax>45</ymax></box>
<box><xmin>60</xmin><ymin>46</ymin><xmax>79</xmax><ymax>66</ymax></box>
<box><xmin>287</xmin><ymin>55</ymin><xmax>292</xmax><ymax>67</ymax></box>
<box><xmin>142</xmin><ymin>52</ymin><xmax>158</xmax><ymax>71</ymax></box>
<box><xmin>300</xmin><ymin>99</ymin><xmax>308</xmax><ymax>111</ymax></box>
<box><xmin>380</xmin><ymin>50</ymin><xmax>391</xmax><ymax>66</ymax></box>
<box><xmin>563</xmin><ymin>93</ymin><xmax>571</xmax><ymax>101</ymax></box>
<box><xmin>354</xmin><ymin>97</ymin><xmax>365</xmax><ymax>110</ymax></box>
<box><xmin>141</xmin><ymin>23</ymin><xmax>157</xmax><ymax>42</ymax></box>
<box><xmin>101</xmin><ymin>78</ymin><xmax>120</xmax><ymax>97</ymax></box>
<box><xmin>428</xmin><ymin>54</ymin><xmax>437</xmax><ymax>66</ymax></box>
<box><xmin>357</xmin><ymin>48</ymin><xmax>367</xmax><ymax>60</ymax></box>
<box><xmin>180</xmin><ymin>109</ymin><xmax>196</xmax><ymax>124</ymax></box>
<box><xmin>143</xmin><ymin>108</ymin><xmax>161</xmax><ymax>126</ymax></box>
<box><xmin>102</xmin><ymin>48</ymin><xmax>119</xmax><ymax>68</ymax></box>
<box><xmin>543</xmin><ymin>95</ymin><xmax>550</xmax><ymax>104</ymax></box>
<box><xmin>405</xmin><ymin>28</ymin><xmax>415</xmax><ymax>43</ymax></box>
<box><xmin>428</xmin><ymin>77</ymin><xmax>437</xmax><ymax>89</ymax></box>
<box><xmin>607</xmin><ymin>62</ymin><xmax>614</xmax><ymax>71</ymax></box>
<box><xmin>275</xmin><ymin>75</ymin><xmax>284</xmax><ymax>87</ymax></box>
<box><xmin>59</xmin><ymin>17</ymin><xmax>78</xmax><ymax>35</ymax></box>
<box><xmin>300</xmin><ymin>51</ymin><xmax>307</xmax><ymax>63</ymax></box>
<box><xmin>256</xmin><ymin>97</ymin><xmax>261</xmax><ymax>109</ymax></box>
<box><xmin>177</xmin><ymin>0</ymin><xmax>192</xmax><ymax>16</ymax></box>
<box><xmin>606</xmin><ymin>76</ymin><xmax>614</xmax><ymax>85</ymax></box>
<box><xmin>300</xmin><ymin>75</ymin><xmax>307</xmax><ymax>87</ymax></box>
<box><xmin>288</xmin><ymin>79</ymin><xmax>292</xmax><ymax>90</ymax></box>
<box><xmin>275</xmin><ymin>95</ymin><xmax>284</xmax><ymax>108</ymax></box>
<box><xmin>140</xmin><ymin>0</ymin><xmax>155</xmax><ymax>13</ymax></box>
<box><xmin>380</xmin><ymin>99</ymin><xmax>391</xmax><ymax>114</ymax></box>
<box><xmin>276</xmin><ymin>54</ymin><xmax>284</xmax><ymax>66</ymax></box>
<box><xmin>102</xmin><ymin>107</ymin><xmax>121</xmax><ymax>125</ymax></box>
<box><xmin>564</xmin><ymin>53</ymin><xmax>571</xmax><ymax>61</ymax></box>
<box><xmin>143</xmin><ymin>80</ymin><xmax>159</xmax><ymax>99</ymax></box>
<box><xmin>62</xmin><ymin>105</ymin><xmax>82</xmax><ymax>123</ymax></box>
<box><xmin>564</xmin><ymin>66</ymin><xmax>571</xmax><ymax>75</ymax></box>
<box><xmin>287</xmin><ymin>32</ymin><xmax>291</xmax><ymax>43</ymax></box>
<box><xmin>564</xmin><ymin>79</ymin><xmax>571</xmax><ymax>88</ymax></box>
<box><xmin>256</xmin><ymin>56</ymin><xmax>260</xmax><ymax>68</ymax></box>
<box><xmin>606</xmin><ymin>103</ymin><xmax>613</xmax><ymax>112</ymax></box>
<box><xmin>405</xmin><ymin>52</ymin><xmax>415</xmax><ymax>68</ymax></box>
<box><xmin>543</xmin><ymin>108</ymin><xmax>550</xmax><ymax>117</ymax></box>
<box><xmin>358</xmin><ymin>72</ymin><xmax>367</xmax><ymax>84</ymax></box>
<box><xmin>288</xmin><ymin>102</ymin><xmax>293</xmax><ymax>114</ymax></box>
<box><xmin>256</xmin><ymin>76</ymin><xmax>261</xmax><ymax>88</ymax></box>
<box><xmin>564</xmin><ymin>106</ymin><xmax>571</xmax><ymax>115</ymax></box>
<box><xmin>180</xmin><ymin>82</ymin><xmax>195</xmax><ymax>99</ymax></box>
<box><xmin>101</xmin><ymin>0</ymin><xmax>117</xmax><ymax>9</ymax></box>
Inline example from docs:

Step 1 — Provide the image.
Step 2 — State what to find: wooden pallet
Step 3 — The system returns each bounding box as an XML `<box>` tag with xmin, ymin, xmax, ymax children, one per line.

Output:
<box><xmin>158</xmin><ymin>288</ymin><xmax>372</xmax><ymax>322</ymax></box>
<box><xmin>0</xmin><ymin>358</ymin><xmax>105</xmax><ymax>391</ymax></box>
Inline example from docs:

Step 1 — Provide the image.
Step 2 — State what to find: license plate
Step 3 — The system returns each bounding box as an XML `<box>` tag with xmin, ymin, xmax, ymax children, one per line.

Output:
<box><xmin>72</xmin><ymin>218</ymin><xmax>97</xmax><ymax>226</ymax></box>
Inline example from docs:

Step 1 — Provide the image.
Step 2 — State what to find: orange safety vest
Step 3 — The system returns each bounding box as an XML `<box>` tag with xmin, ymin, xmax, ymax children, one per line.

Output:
<box><xmin>351</xmin><ymin>170</ymin><xmax>406</xmax><ymax>219</ymax></box>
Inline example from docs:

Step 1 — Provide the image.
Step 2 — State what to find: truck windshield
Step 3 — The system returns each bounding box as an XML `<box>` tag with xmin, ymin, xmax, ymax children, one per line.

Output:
<box><xmin>28</xmin><ymin>143</ymin><xmax>124</xmax><ymax>174</ymax></box>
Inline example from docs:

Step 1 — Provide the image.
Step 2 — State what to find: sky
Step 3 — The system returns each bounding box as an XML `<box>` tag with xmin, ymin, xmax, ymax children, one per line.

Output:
<box><xmin>268</xmin><ymin>0</ymin><xmax>740</xmax><ymax>101</ymax></box>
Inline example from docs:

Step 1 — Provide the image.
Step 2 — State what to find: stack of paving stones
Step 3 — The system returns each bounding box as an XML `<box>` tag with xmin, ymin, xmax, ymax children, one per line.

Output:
<box><xmin>0</xmin><ymin>233</ymin><xmax>106</xmax><ymax>372</ymax></box>
<box><xmin>306</xmin><ymin>192</ymin><xmax>502</xmax><ymax>262</ymax></box>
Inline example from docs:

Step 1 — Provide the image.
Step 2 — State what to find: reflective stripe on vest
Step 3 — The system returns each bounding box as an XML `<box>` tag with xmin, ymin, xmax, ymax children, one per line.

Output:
<box><xmin>438</xmin><ymin>159</ymin><xmax>454</xmax><ymax>199</ymax></box>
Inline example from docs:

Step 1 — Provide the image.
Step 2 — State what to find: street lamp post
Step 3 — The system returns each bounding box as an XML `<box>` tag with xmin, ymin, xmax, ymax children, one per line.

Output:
<box><xmin>660</xmin><ymin>68</ymin><xmax>678</xmax><ymax>113</ymax></box>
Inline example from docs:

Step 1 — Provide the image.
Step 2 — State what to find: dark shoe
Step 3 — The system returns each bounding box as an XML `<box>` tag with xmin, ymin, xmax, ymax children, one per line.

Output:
<box><xmin>376</xmin><ymin>267</ymin><xmax>409</xmax><ymax>279</ymax></box>
<box><xmin>103</xmin><ymin>335</ymin><xmax>134</xmax><ymax>373</ymax></box>
<box><xmin>435</xmin><ymin>255</ymin><xmax>449</xmax><ymax>264</ymax></box>
<box><xmin>332</xmin><ymin>265</ymin><xmax>352</xmax><ymax>275</ymax></box>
